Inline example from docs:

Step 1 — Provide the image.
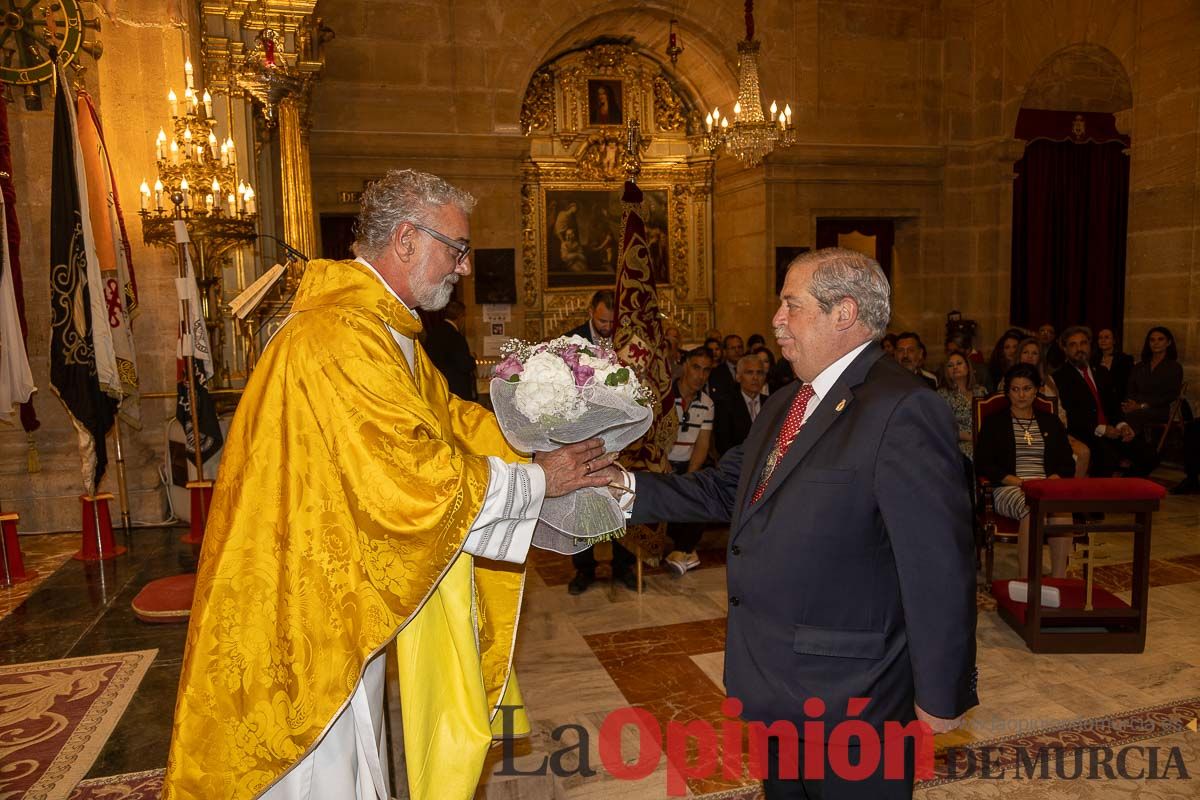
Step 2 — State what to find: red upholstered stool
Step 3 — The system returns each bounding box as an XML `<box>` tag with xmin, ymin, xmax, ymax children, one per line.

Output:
<box><xmin>1</xmin><ymin>512</ymin><xmax>33</xmax><ymax>585</ymax></box>
<box><xmin>74</xmin><ymin>493</ymin><xmax>127</xmax><ymax>561</ymax></box>
<box><xmin>131</xmin><ymin>573</ymin><xmax>196</xmax><ymax>623</ymax></box>
<box><xmin>993</xmin><ymin>478</ymin><xmax>1165</xmax><ymax>654</ymax></box>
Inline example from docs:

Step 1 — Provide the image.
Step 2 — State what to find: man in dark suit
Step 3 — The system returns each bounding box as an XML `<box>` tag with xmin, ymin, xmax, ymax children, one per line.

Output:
<box><xmin>606</xmin><ymin>248</ymin><xmax>978</xmax><ymax>798</ymax></box>
<box><xmin>565</xmin><ymin>289</ymin><xmax>614</xmax><ymax>344</ymax></box>
<box><xmin>563</xmin><ymin>288</ymin><xmax>637</xmax><ymax>593</ymax></box>
<box><xmin>713</xmin><ymin>354</ymin><xmax>769</xmax><ymax>457</ymax></box>
<box><xmin>707</xmin><ymin>333</ymin><xmax>744</xmax><ymax>402</ymax></box>
<box><xmin>1053</xmin><ymin>326</ymin><xmax>1156</xmax><ymax>477</ymax></box>
<box><xmin>895</xmin><ymin>332</ymin><xmax>938</xmax><ymax>390</ymax></box>
<box><xmin>423</xmin><ymin>299</ymin><xmax>477</xmax><ymax>401</ymax></box>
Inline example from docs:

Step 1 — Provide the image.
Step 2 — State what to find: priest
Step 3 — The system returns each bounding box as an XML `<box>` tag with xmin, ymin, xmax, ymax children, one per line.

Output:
<box><xmin>164</xmin><ymin>169</ymin><xmax>613</xmax><ymax>800</ymax></box>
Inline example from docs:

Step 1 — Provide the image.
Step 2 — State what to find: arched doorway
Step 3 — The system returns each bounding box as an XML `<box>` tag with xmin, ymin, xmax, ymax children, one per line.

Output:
<box><xmin>1010</xmin><ymin>44</ymin><xmax>1133</xmax><ymax>336</ymax></box>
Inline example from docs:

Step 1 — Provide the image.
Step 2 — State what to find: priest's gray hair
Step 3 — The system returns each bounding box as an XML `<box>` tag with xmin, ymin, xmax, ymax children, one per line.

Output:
<box><xmin>352</xmin><ymin>169</ymin><xmax>476</xmax><ymax>260</ymax></box>
<box><xmin>789</xmin><ymin>247</ymin><xmax>892</xmax><ymax>338</ymax></box>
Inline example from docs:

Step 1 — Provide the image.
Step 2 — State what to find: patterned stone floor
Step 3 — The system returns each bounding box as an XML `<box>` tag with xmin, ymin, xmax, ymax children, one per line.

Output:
<box><xmin>0</xmin><ymin>489</ymin><xmax>1197</xmax><ymax>798</ymax></box>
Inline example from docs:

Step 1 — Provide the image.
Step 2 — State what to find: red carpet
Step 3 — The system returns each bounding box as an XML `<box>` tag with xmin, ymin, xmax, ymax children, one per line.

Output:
<box><xmin>0</xmin><ymin>650</ymin><xmax>156</xmax><ymax>800</ymax></box>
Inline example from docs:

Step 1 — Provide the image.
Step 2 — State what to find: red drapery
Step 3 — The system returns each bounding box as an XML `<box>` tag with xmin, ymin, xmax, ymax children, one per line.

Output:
<box><xmin>1010</xmin><ymin>109</ymin><xmax>1130</xmax><ymax>335</ymax></box>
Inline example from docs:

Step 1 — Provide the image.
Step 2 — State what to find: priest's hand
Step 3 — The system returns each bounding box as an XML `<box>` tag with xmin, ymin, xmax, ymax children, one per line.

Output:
<box><xmin>534</xmin><ymin>439</ymin><xmax>618</xmax><ymax>497</ymax></box>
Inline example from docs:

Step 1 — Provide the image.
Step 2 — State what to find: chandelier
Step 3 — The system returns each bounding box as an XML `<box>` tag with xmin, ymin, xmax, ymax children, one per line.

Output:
<box><xmin>137</xmin><ymin>57</ymin><xmax>259</xmax><ymax>385</ymax></box>
<box><xmin>699</xmin><ymin>1</ymin><xmax>796</xmax><ymax>167</ymax></box>
<box><xmin>138</xmin><ymin>58</ymin><xmax>257</xmax><ymax>222</ymax></box>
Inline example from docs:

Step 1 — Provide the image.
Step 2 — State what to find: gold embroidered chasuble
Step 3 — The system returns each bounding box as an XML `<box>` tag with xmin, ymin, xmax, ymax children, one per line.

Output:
<box><xmin>165</xmin><ymin>259</ymin><xmax>528</xmax><ymax>800</ymax></box>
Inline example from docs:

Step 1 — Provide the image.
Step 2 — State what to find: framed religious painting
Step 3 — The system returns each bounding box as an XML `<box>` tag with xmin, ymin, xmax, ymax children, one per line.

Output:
<box><xmin>545</xmin><ymin>188</ymin><xmax>669</xmax><ymax>289</ymax></box>
<box><xmin>587</xmin><ymin>79</ymin><xmax>623</xmax><ymax>126</ymax></box>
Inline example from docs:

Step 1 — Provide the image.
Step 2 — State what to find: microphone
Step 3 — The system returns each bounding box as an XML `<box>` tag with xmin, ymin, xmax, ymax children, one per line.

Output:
<box><xmin>256</xmin><ymin>233</ymin><xmax>309</xmax><ymax>263</ymax></box>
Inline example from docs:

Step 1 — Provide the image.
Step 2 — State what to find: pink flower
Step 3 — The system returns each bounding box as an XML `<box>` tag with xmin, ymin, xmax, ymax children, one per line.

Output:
<box><xmin>558</xmin><ymin>345</ymin><xmax>594</xmax><ymax>387</ymax></box>
<box><xmin>495</xmin><ymin>354</ymin><xmax>524</xmax><ymax>381</ymax></box>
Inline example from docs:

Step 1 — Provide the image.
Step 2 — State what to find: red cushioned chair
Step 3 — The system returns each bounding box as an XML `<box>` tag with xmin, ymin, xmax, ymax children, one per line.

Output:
<box><xmin>993</xmin><ymin>477</ymin><xmax>1165</xmax><ymax>653</ymax></box>
<box><xmin>972</xmin><ymin>392</ymin><xmax>1077</xmax><ymax>584</ymax></box>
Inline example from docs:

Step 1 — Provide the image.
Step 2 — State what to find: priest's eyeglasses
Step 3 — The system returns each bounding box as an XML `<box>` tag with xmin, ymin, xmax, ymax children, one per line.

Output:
<box><xmin>411</xmin><ymin>223</ymin><xmax>471</xmax><ymax>265</ymax></box>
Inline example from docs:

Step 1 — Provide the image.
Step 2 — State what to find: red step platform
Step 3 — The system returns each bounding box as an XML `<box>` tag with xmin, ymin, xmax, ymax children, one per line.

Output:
<box><xmin>1</xmin><ymin>512</ymin><xmax>34</xmax><ymax>585</ymax></box>
<box><xmin>74</xmin><ymin>493</ymin><xmax>127</xmax><ymax>561</ymax></box>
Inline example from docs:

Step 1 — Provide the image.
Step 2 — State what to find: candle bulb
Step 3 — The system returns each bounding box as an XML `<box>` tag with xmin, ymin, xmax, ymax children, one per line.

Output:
<box><xmin>244</xmin><ymin>187</ymin><xmax>255</xmax><ymax>215</ymax></box>
<box><xmin>705</xmin><ymin>112</ymin><xmax>713</xmax><ymax>132</ymax></box>
<box><xmin>155</xmin><ymin>128</ymin><xmax>166</xmax><ymax>160</ymax></box>
<box><xmin>720</xmin><ymin>116</ymin><xmax>728</xmax><ymax>129</ymax></box>
<box><xmin>169</xmin><ymin>140</ymin><xmax>180</xmax><ymax>164</ymax></box>
<box><xmin>733</xmin><ymin>100</ymin><xmax>741</xmax><ymax>119</ymax></box>
<box><xmin>208</xmin><ymin>132</ymin><xmax>218</xmax><ymax>159</ymax></box>
<box><xmin>220</xmin><ymin>141</ymin><xmax>229</xmax><ymax>167</ymax></box>
<box><xmin>154</xmin><ymin>179</ymin><xmax>164</xmax><ymax>210</ymax></box>
<box><xmin>180</xmin><ymin>178</ymin><xmax>191</xmax><ymax>210</ymax></box>
<box><xmin>139</xmin><ymin>180</ymin><xmax>150</xmax><ymax>211</ymax></box>
<box><xmin>770</xmin><ymin>100</ymin><xmax>778</xmax><ymax>116</ymax></box>
<box><xmin>205</xmin><ymin>193</ymin><xmax>214</xmax><ymax>213</ymax></box>
<box><xmin>712</xmin><ymin>106</ymin><xmax>720</xmax><ymax>122</ymax></box>
<box><xmin>227</xmin><ymin>192</ymin><xmax>236</xmax><ymax>216</ymax></box>
<box><xmin>784</xmin><ymin>103</ymin><xmax>792</xmax><ymax>120</ymax></box>
<box><xmin>202</xmin><ymin>89</ymin><xmax>213</xmax><ymax>118</ymax></box>
<box><xmin>168</xmin><ymin>89</ymin><xmax>178</xmax><ymax>117</ymax></box>
<box><xmin>225</xmin><ymin>136</ymin><xmax>236</xmax><ymax>167</ymax></box>
<box><xmin>184</xmin><ymin>58</ymin><xmax>194</xmax><ymax>89</ymax></box>
<box><xmin>778</xmin><ymin>111</ymin><xmax>786</xmax><ymax>129</ymax></box>
<box><xmin>211</xmin><ymin>178</ymin><xmax>221</xmax><ymax>197</ymax></box>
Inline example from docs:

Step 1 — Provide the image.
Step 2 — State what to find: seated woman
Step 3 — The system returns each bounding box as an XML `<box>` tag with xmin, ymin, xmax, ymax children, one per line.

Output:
<box><xmin>1009</xmin><ymin>337</ymin><xmax>1091</xmax><ymax>478</ymax></box>
<box><xmin>1094</xmin><ymin>328</ymin><xmax>1134</xmax><ymax>401</ymax></box>
<box><xmin>937</xmin><ymin>352</ymin><xmax>988</xmax><ymax>461</ymax></box>
<box><xmin>987</xmin><ymin>330</ymin><xmax>1023</xmax><ymax>392</ymax></box>
<box><xmin>1123</xmin><ymin>326</ymin><xmax>1184</xmax><ymax>434</ymax></box>
<box><xmin>976</xmin><ymin>364</ymin><xmax>1077</xmax><ymax>579</ymax></box>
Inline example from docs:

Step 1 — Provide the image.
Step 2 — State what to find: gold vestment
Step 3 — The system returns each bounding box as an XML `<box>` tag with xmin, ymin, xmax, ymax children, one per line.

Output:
<box><xmin>165</xmin><ymin>259</ymin><xmax>527</xmax><ymax>799</ymax></box>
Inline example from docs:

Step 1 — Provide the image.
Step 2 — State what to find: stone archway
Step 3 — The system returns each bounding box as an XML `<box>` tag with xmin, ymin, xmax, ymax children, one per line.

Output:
<box><xmin>1021</xmin><ymin>43</ymin><xmax>1133</xmax><ymax>114</ymax></box>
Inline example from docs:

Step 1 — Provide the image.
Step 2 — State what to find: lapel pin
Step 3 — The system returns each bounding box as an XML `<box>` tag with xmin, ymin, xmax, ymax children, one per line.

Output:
<box><xmin>835</xmin><ymin>399</ymin><xmax>846</xmax><ymax>412</ymax></box>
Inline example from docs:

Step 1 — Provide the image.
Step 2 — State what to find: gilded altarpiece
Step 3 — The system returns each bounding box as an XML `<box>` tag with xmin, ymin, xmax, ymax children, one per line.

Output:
<box><xmin>520</xmin><ymin>44</ymin><xmax>715</xmax><ymax>341</ymax></box>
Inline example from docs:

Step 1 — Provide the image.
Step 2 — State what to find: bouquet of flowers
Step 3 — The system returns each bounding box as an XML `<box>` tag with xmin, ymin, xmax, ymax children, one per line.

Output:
<box><xmin>491</xmin><ymin>335</ymin><xmax>653</xmax><ymax>553</ymax></box>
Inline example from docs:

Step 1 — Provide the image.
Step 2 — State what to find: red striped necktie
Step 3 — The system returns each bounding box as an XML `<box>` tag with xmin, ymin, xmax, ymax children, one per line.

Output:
<box><xmin>751</xmin><ymin>383</ymin><xmax>816</xmax><ymax>503</ymax></box>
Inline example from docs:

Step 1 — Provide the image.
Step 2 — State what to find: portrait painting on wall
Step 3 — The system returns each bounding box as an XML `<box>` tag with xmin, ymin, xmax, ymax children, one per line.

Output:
<box><xmin>587</xmin><ymin>79</ymin><xmax>623</xmax><ymax>126</ymax></box>
<box><xmin>546</xmin><ymin>188</ymin><xmax>669</xmax><ymax>288</ymax></box>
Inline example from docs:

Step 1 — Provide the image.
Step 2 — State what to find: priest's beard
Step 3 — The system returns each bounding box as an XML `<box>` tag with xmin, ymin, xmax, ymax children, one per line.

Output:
<box><xmin>413</xmin><ymin>272</ymin><xmax>458</xmax><ymax>310</ymax></box>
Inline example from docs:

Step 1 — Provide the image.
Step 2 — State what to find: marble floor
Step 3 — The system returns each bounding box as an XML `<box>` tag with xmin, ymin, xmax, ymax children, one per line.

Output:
<box><xmin>0</xmin><ymin>485</ymin><xmax>1197</xmax><ymax>799</ymax></box>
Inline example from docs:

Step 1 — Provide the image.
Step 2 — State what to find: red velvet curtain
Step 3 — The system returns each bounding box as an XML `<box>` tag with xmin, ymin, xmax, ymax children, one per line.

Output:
<box><xmin>1010</xmin><ymin>113</ymin><xmax>1130</xmax><ymax>335</ymax></box>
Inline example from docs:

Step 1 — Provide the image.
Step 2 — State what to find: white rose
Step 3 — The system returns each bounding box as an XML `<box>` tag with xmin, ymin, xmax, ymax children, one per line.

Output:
<box><xmin>514</xmin><ymin>351</ymin><xmax>586</xmax><ymax>423</ymax></box>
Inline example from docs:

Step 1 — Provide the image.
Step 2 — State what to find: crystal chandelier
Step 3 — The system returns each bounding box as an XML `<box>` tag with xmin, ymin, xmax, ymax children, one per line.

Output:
<box><xmin>699</xmin><ymin>1</ymin><xmax>796</xmax><ymax>167</ymax></box>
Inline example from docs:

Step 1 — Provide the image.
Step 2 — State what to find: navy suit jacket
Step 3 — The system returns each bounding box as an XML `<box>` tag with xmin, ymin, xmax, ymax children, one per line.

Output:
<box><xmin>631</xmin><ymin>344</ymin><xmax>979</xmax><ymax>732</ymax></box>
<box><xmin>566</xmin><ymin>320</ymin><xmax>596</xmax><ymax>344</ymax></box>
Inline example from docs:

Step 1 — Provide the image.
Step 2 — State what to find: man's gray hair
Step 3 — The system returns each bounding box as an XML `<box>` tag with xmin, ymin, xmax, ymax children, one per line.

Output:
<box><xmin>1060</xmin><ymin>325</ymin><xmax>1092</xmax><ymax>347</ymax></box>
<box><xmin>736</xmin><ymin>354</ymin><xmax>764</xmax><ymax>375</ymax></box>
<box><xmin>352</xmin><ymin>169</ymin><xmax>476</xmax><ymax>260</ymax></box>
<box><xmin>789</xmin><ymin>247</ymin><xmax>892</xmax><ymax>337</ymax></box>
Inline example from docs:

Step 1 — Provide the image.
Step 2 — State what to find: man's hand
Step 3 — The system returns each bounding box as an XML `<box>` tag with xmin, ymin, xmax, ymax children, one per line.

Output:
<box><xmin>534</xmin><ymin>439</ymin><xmax>617</xmax><ymax>498</ymax></box>
<box><xmin>1104</xmin><ymin>426</ymin><xmax>1123</xmax><ymax>439</ymax></box>
<box><xmin>915</xmin><ymin>704</ymin><xmax>964</xmax><ymax>734</ymax></box>
<box><xmin>1118</xmin><ymin>423</ymin><xmax>1135</xmax><ymax>442</ymax></box>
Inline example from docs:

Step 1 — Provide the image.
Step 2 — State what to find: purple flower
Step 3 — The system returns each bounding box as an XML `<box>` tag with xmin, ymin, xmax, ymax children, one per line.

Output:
<box><xmin>559</xmin><ymin>345</ymin><xmax>595</xmax><ymax>387</ymax></box>
<box><xmin>494</xmin><ymin>354</ymin><xmax>524</xmax><ymax>381</ymax></box>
